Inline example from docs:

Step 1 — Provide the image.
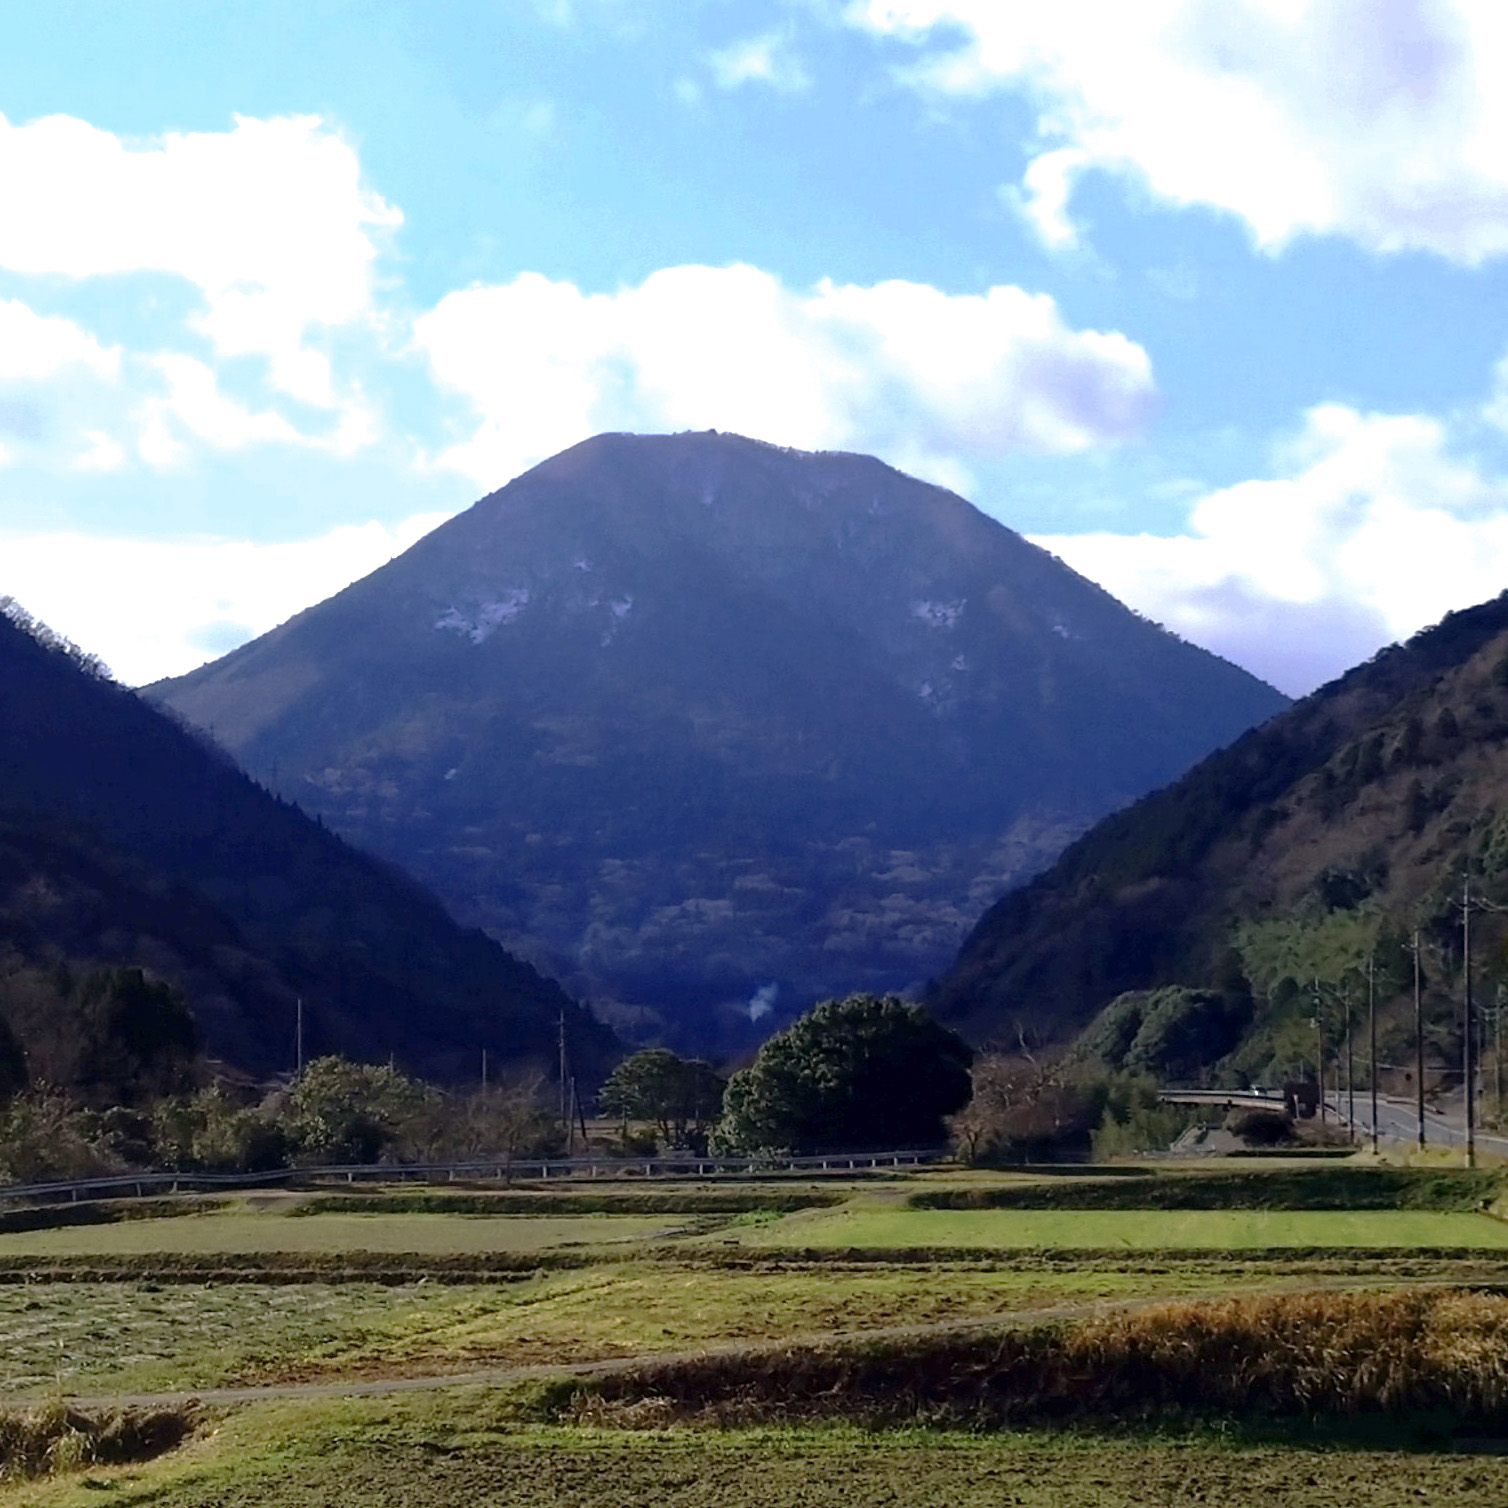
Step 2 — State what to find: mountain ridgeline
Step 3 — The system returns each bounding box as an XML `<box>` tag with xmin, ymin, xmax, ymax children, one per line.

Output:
<box><xmin>151</xmin><ymin>431</ymin><xmax>1285</xmax><ymax>1049</ymax></box>
<box><xmin>930</xmin><ymin>591</ymin><xmax>1508</xmax><ymax>1079</ymax></box>
<box><xmin>0</xmin><ymin>602</ymin><xmax>609</xmax><ymax>1088</ymax></box>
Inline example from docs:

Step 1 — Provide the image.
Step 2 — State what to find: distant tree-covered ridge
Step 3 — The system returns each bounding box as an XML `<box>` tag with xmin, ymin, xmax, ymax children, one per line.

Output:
<box><xmin>931</xmin><ymin>590</ymin><xmax>1508</xmax><ymax>1088</ymax></box>
<box><xmin>0</xmin><ymin>600</ymin><xmax>612</xmax><ymax>1085</ymax></box>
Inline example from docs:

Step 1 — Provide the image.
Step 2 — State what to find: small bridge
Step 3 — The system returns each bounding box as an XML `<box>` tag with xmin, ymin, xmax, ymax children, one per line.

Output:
<box><xmin>1158</xmin><ymin>1088</ymin><xmax>1293</xmax><ymax>1114</ymax></box>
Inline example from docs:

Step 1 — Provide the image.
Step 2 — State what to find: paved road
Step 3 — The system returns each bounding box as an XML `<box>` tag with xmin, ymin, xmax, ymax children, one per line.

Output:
<box><xmin>1324</xmin><ymin>1093</ymin><xmax>1508</xmax><ymax>1157</ymax></box>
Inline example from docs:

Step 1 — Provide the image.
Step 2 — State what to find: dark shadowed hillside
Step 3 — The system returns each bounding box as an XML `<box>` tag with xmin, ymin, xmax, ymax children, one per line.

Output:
<box><xmin>930</xmin><ymin>591</ymin><xmax>1508</xmax><ymax>1079</ymax></box>
<box><xmin>0</xmin><ymin>602</ymin><xmax>609</xmax><ymax>1083</ymax></box>
<box><xmin>151</xmin><ymin>431</ymin><xmax>1285</xmax><ymax>1049</ymax></box>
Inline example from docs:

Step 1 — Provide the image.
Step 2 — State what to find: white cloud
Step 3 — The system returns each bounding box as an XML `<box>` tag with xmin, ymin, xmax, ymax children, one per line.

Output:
<box><xmin>414</xmin><ymin>262</ymin><xmax>1154</xmax><ymax>487</ymax></box>
<box><xmin>0</xmin><ymin>299</ymin><xmax>120</xmax><ymax>381</ymax></box>
<box><xmin>1001</xmin><ymin>147</ymin><xmax>1090</xmax><ymax>252</ymax></box>
<box><xmin>847</xmin><ymin>0</ymin><xmax>1508</xmax><ymax>263</ymax></box>
<box><xmin>139</xmin><ymin>355</ymin><xmax>303</xmax><ymax>464</ymax></box>
<box><xmin>709</xmin><ymin>30</ymin><xmax>813</xmax><ymax>92</ymax></box>
<box><xmin>0</xmin><ymin>111</ymin><xmax>400</xmax><ymax>407</ymax></box>
<box><xmin>75</xmin><ymin>431</ymin><xmax>126</xmax><ymax>473</ymax></box>
<box><xmin>0</xmin><ymin>512</ymin><xmax>452</xmax><ymax>686</ymax></box>
<box><xmin>0</xmin><ymin>298</ymin><xmax>129</xmax><ymax>467</ymax></box>
<box><xmin>1031</xmin><ymin>404</ymin><xmax>1508</xmax><ymax>694</ymax></box>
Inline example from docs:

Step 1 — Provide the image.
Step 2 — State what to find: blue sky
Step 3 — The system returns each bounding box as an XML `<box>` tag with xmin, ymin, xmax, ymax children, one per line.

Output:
<box><xmin>5</xmin><ymin>0</ymin><xmax>1508</xmax><ymax>693</ymax></box>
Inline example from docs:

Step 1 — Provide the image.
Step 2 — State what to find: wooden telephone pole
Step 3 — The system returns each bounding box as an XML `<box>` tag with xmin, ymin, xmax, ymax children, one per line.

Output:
<box><xmin>1413</xmin><ymin>930</ymin><xmax>1426</xmax><ymax>1152</ymax></box>
<box><xmin>1464</xmin><ymin>875</ymin><xmax>1476</xmax><ymax>1170</ymax></box>
<box><xmin>1368</xmin><ymin>953</ymin><xmax>1378</xmax><ymax>1155</ymax></box>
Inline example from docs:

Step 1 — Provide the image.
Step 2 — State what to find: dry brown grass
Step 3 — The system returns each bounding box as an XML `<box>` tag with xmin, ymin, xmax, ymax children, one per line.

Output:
<box><xmin>563</xmin><ymin>1288</ymin><xmax>1508</xmax><ymax>1430</ymax></box>
<box><xmin>0</xmin><ymin>1401</ymin><xmax>195</xmax><ymax>1480</ymax></box>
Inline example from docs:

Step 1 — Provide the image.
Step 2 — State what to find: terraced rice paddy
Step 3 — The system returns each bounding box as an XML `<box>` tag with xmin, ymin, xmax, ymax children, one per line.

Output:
<box><xmin>731</xmin><ymin>1205</ymin><xmax>1508</xmax><ymax>1250</ymax></box>
<box><xmin>3</xmin><ymin>1161</ymin><xmax>1508</xmax><ymax>1505</ymax></box>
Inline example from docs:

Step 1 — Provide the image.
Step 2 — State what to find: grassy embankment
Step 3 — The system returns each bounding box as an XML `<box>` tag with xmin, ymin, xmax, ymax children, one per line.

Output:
<box><xmin>5</xmin><ymin>1162</ymin><xmax>1508</xmax><ymax>1503</ymax></box>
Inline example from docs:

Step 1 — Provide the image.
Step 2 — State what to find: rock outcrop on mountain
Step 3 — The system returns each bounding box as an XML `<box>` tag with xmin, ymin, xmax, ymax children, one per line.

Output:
<box><xmin>0</xmin><ymin>601</ymin><xmax>607</xmax><ymax>1084</ymax></box>
<box><xmin>150</xmin><ymin>431</ymin><xmax>1286</xmax><ymax>1048</ymax></box>
<box><xmin>930</xmin><ymin>591</ymin><xmax>1508</xmax><ymax>1080</ymax></box>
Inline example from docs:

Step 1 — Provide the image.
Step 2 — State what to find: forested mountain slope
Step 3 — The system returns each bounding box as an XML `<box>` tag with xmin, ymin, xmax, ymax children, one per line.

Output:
<box><xmin>930</xmin><ymin>592</ymin><xmax>1508</xmax><ymax>1078</ymax></box>
<box><xmin>0</xmin><ymin>602</ymin><xmax>608</xmax><ymax>1085</ymax></box>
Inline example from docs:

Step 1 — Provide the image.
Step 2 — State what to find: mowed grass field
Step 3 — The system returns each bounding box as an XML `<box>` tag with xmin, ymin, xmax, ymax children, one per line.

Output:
<box><xmin>6</xmin><ymin>1174</ymin><xmax>1507</xmax><ymax>1263</ymax></box>
<box><xmin>733</xmin><ymin>1205</ymin><xmax>1508</xmax><ymax>1250</ymax></box>
<box><xmin>0</xmin><ymin>1263</ymin><xmax>1292</xmax><ymax>1396</ymax></box>
<box><xmin>7</xmin><ymin>1163</ymin><xmax>1508</xmax><ymax>1506</ymax></box>
<box><xmin>12</xmin><ymin>1397</ymin><xmax>1508</xmax><ymax>1508</ymax></box>
<box><xmin>0</xmin><ymin>1212</ymin><xmax>685</xmax><ymax>1258</ymax></box>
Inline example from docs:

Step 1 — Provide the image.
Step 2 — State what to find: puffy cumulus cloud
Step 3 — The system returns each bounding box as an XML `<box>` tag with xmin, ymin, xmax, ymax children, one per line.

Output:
<box><xmin>0</xmin><ymin>299</ymin><xmax>120</xmax><ymax>382</ymax></box>
<box><xmin>708</xmin><ymin>30</ymin><xmax>813</xmax><ymax>92</ymax></box>
<box><xmin>136</xmin><ymin>355</ymin><xmax>303</xmax><ymax>467</ymax></box>
<box><xmin>0</xmin><ymin>111</ymin><xmax>400</xmax><ymax>406</ymax></box>
<box><xmin>414</xmin><ymin>263</ymin><xmax>1154</xmax><ymax>487</ymax></box>
<box><xmin>1031</xmin><ymin>404</ymin><xmax>1508</xmax><ymax>695</ymax></box>
<box><xmin>0</xmin><ymin>299</ymin><xmax>131</xmax><ymax>469</ymax></box>
<box><xmin>0</xmin><ymin>512</ymin><xmax>452</xmax><ymax>687</ymax></box>
<box><xmin>848</xmin><ymin>0</ymin><xmax>1508</xmax><ymax>263</ymax></box>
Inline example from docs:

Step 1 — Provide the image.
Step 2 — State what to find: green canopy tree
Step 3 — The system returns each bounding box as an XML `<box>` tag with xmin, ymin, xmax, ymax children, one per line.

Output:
<box><xmin>712</xmin><ymin>994</ymin><xmax>972</xmax><ymax>1155</ymax></box>
<box><xmin>286</xmin><ymin>1055</ymin><xmax>433</xmax><ymax>1165</ymax></box>
<box><xmin>598</xmin><ymin>1048</ymin><xmax>725</xmax><ymax>1150</ymax></box>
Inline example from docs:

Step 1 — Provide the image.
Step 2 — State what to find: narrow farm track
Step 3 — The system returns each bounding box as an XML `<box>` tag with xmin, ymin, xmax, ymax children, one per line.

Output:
<box><xmin>47</xmin><ymin>1274</ymin><xmax>1446</xmax><ymax>1412</ymax></box>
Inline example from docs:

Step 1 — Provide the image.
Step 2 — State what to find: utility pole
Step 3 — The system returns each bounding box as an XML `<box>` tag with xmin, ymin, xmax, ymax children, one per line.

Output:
<box><xmin>573</xmin><ymin>1077</ymin><xmax>589</xmax><ymax>1151</ymax></box>
<box><xmin>1496</xmin><ymin>983</ymin><xmax>1505</xmax><ymax>1126</ymax></box>
<box><xmin>1414</xmin><ymin>930</ymin><xmax>1426</xmax><ymax>1152</ymax></box>
<box><xmin>481</xmin><ymin>1046</ymin><xmax>488</xmax><ymax>1089</ymax></box>
<box><xmin>1345</xmin><ymin>988</ymin><xmax>1354</xmax><ymax>1133</ymax></box>
<box><xmin>1368</xmin><ymin>951</ymin><xmax>1378</xmax><ymax>1155</ymax></box>
<box><xmin>558</xmin><ymin>1009</ymin><xmax>568</xmax><ymax>1125</ymax></box>
<box><xmin>1464</xmin><ymin>874</ymin><xmax>1476</xmax><ymax>1170</ymax></box>
<box><xmin>295</xmin><ymin>997</ymin><xmax>304</xmax><ymax>1077</ymax></box>
<box><xmin>1313</xmin><ymin>982</ymin><xmax>1326</xmax><ymax>1124</ymax></box>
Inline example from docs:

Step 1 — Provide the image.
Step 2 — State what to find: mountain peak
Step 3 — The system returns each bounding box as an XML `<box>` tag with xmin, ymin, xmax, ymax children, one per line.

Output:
<box><xmin>152</xmin><ymin>432</ymin><xmax>1286</xmax><ymax>1051</ymax></box>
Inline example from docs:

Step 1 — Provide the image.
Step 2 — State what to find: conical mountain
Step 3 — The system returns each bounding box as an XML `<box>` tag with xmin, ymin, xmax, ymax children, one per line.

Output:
<box><xmin>151</xmin><ymin>431</ymin><xmax>1286</xmax><ymax>1047</ymax></box>
<box><xmin>929</xmin><ymin>590</ymin><xmax>1508</xmax><ymax>1079</ymax></box>
<box><xmin>0</xmin><ymin>601</ymin><xmax>606</xmax><ymax>1085</ymax></box>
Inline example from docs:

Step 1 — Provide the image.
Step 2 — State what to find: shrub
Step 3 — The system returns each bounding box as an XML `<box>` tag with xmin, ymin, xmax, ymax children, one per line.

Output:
<box><xmin>1227</xmin><ymin>1107</ymin><xmax>1294</xmax><ymax>1146</ymax></box>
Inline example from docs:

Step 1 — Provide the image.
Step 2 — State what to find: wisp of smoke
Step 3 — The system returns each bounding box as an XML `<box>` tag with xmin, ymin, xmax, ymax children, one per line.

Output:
<box><xmin>747</xmin><ymin>982</ymin><xmax>779</xmax><ymax>1023</ymax></box>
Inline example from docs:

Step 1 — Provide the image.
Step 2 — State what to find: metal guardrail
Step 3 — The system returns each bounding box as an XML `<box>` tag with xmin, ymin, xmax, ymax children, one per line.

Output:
<box><xmin>0</xmin><ymin>1149</ymin><xmax>946</xmax><ymax>1206</ymax></box>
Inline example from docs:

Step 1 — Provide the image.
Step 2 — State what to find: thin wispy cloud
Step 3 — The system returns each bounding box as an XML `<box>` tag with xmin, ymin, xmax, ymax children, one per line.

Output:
<box><xmin>708</xmin><ymin>30</ymin><xmax>812</xmax><ymax>92</ymax></box>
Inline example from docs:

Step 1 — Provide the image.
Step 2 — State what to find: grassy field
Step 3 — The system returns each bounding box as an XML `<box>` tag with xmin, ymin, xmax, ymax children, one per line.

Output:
<box><xmin>732</xmin><ymin>1206</ymin><xmax>1508</xmax><ymax>1250</ymax></box>
<box><xmin>7</xmin><ymin>1180</ymin><xmax>1506</xmax><ymax>1262</ymax></box>
<box><xmin>911</xmin><ymin>1166</ymin><xmax>1504</xmax><ymax>1210</ymax></box>
<box><xmin>6</xmin><ymin>1164</ymin><xmax>1508</xmax><ymax>1504</ymax></box>
<box><xmin>0</xmin><ymin>1262</ymin><xmax>1305</xmax><ymax>1396</ymax></box>
<box><xmin>0</xmin><ymin>1212</ymin><xmax>685</xmax><ymax>1258</ymax></box>
<box><xmin>8</xmin><ymin>1393</ymin><xmax>1508</xmax><ymax>1507</ymax></box>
